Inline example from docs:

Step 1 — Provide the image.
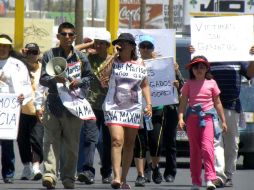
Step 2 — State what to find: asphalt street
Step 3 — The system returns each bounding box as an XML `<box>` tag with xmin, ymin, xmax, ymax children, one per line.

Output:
<box><xmin>0</xmin><ymin>143</ymin><xmax>253</xmax><ymax>189</ymax></box>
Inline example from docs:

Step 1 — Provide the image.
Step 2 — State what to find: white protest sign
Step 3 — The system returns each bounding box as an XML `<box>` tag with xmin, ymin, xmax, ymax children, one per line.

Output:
<box><xmin>57</xmin><ymin>84</ymin><xmax>96</xmax><ymax>120</ymax></box>
<box><xmin>119</xmin><ymin>28</ymin><xmax>175</xmax><ymax>58</ymax></box>
<box><xmin>191</xmin><ymin>15</ymin><xmax>254</xmax><ymax>62</ymax></box>
<box><xmin>145</xmin><ymin>57</ymin><xmax>178</xmax><ymax>106</ymax></box>
<box><xmin>0</xmin><ymin>93</ymin><xmax>21</xmax><ymax>140</ymax></box>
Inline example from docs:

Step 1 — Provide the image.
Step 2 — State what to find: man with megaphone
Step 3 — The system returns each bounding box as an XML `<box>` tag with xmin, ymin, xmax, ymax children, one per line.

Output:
<box><xmin>39</xmin><ymin>22</ymin><xmax>92</xmax><ymax>189</ymax></box>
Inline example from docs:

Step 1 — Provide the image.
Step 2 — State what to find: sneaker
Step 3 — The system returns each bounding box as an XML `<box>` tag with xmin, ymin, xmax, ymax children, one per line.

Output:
<box><xmin>191</xmin><ymin>184</ymin><xmax>200</xmax><ymax>190</ymax></box>
<box><xmin>42</xmin><ymin>176</ymin><xmax>55</xmax><ymax>189</ymax></box>
<box><xmin>77</xmin><ymin>171</ymin><xmax>95</xmax><ymax>184</ymax></box>
<box><xmin>21</xmin><ymin>164</ymin><xmax>32</xmax><ymax>180</ymax></box>
<box><xmin>135</xmin><ymin>176</ymin><xmax>146</xmax><ymax>187</ymax></box>
<box><xmin>62</xmin><ymin>178</ymin><xmax>75</xmax><ymax>189</ymax></box>
<box><xmin>144</xmin><ymin>164</ymin><xmax>152</xmax><ymax>183</ymax></box>
<box><xmin>32</xmin><ymin>164</ymin><xmax>42</xmax><ymax>180</ymax></box>
<box><xmin>225</xmin><ymin>178</ymin><xmax>233</xmax><ymax>187</ymax></box>
<box><xmin>33</xmin><ymin>170</ymin><xmax>43</xmax><ymax>180</ymax></box>
<box><xmin>152</xmin><ymin>165</ymin><xmax>163</xmax><ymax>184</ymax></box>
<box><xmin>164</xmin><ymin>174</ymin><xmax>175</xmax><ymax>183</ymax></box>
<box><xmin>102</xmin><ymin>175</ymin><xmax>112</xmax><ymax>184</ymax></box>
<box><xmin>206</xmin><ymin>180</ymin><xmax>216</xmax><ymax>190</ymax></box>
<box><xmin>3</xmin><ymin>177</ymin><xmax>14</xmax><ymax>184</ymax></box>
<box><xmin>212</xmin><ymin>177</ymin><xmax>224</xmax><ymax>188</ymax></box>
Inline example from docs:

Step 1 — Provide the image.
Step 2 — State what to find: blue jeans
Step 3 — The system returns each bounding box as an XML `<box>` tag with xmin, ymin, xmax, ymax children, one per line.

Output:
<box><xmin>1</xmin><ymin>140</ymin><xmax>15</xmax><ymax>179</ymax></box>
<box><xmin>77</xmin><ymin>109</ymin><xmax>112</xmax><ymax>177</ymax></box>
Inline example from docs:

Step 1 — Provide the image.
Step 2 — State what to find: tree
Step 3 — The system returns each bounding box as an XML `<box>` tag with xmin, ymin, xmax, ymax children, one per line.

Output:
<box><xmin>75</xmin><ymin>0</ymin><xmax>83</xmax><ymax>44</ymax></box>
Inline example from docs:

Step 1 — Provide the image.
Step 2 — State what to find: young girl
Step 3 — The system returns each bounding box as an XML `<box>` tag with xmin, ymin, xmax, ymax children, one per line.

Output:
<box><xmin>178</xmin><ymin>56</ymin><xmax>227</xmax><ymax>190</ymax></box>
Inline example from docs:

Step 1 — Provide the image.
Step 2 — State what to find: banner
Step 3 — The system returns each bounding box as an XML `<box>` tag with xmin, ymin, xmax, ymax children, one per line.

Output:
<box><xmin>188</xmin><ymin>0</ymin><xmax>254</xmax><ymax>16</ymax></box>
<box><xmin>0</xmin><ymin>93</ymin><xmax>20</xmax><ymax>140</ymax></box>
<box><xmin>191</xmin><ymin>15</ymin><xmax>254</xmax><ymax>62</ymax></box>
<box><xmin>57</xmin><ymin>84</ymin><xmax>96</xmax><ymax>120</ymax></box>
<box><xmin>145</xmin><ymin>57</ymin><xmax>178</xmax><ymax>106</ymax></box>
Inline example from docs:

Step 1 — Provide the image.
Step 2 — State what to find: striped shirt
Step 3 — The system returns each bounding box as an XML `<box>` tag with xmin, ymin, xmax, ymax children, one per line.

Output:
<box><xmin>210</xmin><ymin>62</ymin><xmax>249</xmax><ymax>113</ymax></box>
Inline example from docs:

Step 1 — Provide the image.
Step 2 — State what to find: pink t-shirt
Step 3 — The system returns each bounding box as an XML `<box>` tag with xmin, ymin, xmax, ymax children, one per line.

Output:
<box><xmin>181</xmin><ymin>79</ymin><xmax>220</xmax><ymax>111</ymax></box>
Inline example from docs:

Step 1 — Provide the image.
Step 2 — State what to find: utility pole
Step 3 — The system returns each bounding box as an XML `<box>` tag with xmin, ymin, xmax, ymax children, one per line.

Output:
<box><xmin>91</xmin><ymin>0</ymin><xmax>95</xmax><ymax>27</ymax></box>
<box><xmin>140</xmin><ymin>0</ymin><xmax>146</xmax><ymax>29</ymax></box>
<box><xmin>75</xmin><ymin>0</ymin><xmax>83</xmax><ymax>44</ymax></box>
<box><xmin>168</xmin><ymin>0</ymin><xmax>174</xmax><ymax>28</ymax></box>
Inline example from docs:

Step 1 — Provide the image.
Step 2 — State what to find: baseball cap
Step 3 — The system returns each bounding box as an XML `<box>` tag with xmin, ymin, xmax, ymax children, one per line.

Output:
<box><xmin>139</xmin><ymin>35</ymin><xmax>155</xmax><ymax>45</ymax></box>
<box><xmin>185</xmin><ymin>57</ymin><xmax>210</xmax><ymax>69</ymax></box>
<box><xmin>25</xmin><ymin>43</ymin><xmax>40</xmax><ymax>51</ymax></box>
<box><xmin>94</xmin><ymin>31</ymin><xmax>111</xmax><ymax>43</ymax></box>
<box><xmin>0</xmin><ymin>37</ymin><xmax>12</xmax><ymax>45</ymax></box>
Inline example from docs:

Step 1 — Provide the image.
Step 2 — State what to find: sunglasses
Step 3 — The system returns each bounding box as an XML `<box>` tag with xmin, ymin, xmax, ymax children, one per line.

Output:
<box><xmin>139</xmin><ymin>42</ymin><xmax>154</xmax><ymax>50</ymax></box>
<box><xmin>59</xmin><ymin>32</ymin><xmax>75</xmax><ymax>37</ymax></box>
<box><xmin>27</xmin><ymin>50</ymin><xmax>39</xmax><ymax>55</ymax></box>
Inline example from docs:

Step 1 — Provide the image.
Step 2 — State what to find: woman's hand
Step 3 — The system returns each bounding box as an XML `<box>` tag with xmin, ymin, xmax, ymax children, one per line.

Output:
<box><xmin>178</xmin><ymin>118</ymin><xmax>186</xmax><ymax>131</ymax></box>
<box><xmin>250</xmin><ymin>46</ymin><xmax>254</xmax><ymax>55</ymax></box>
<box><xmin>221</xmin><ymin>121</ymin><xmax>227</xmax><ymax>133</ymax></box>
<box><xmin>144</xmin><ymin>104</ymin><xmax>152</xmax><ymax>117</ymax></box>
<box><xmin>36</xmin><ymin>109</ymin><xmax>44</xmax><ymax>123</ymax></box>
<box><xmin>173</xmin><ymin>80</ymin><xmax>179</xmax><ymax>88</ymax></box>
<box><xmin>188</xmin><ymin>45</ymin><xmax>195</xmax><ymax>54</ymax></box>
<box><xmin>18</xmin><ymin>94</ymin><xmax>24</xmax><ymax>104</ymax></box>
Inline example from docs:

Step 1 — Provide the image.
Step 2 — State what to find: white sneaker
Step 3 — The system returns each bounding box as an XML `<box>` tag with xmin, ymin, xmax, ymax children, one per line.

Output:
<box><xmin>21</xmin><ymin>164</ymin><xmax>31</xmax><ymax>180</ymax></box>
<box><xmin>191</xmin><ymin>184</ymin><xmax>200</xmax><ymax>190</ymax></box>
<box><xmin>206</xmin><ymin>180</ymin><xmax>216</xmax><ymax>190</ymax></box>
<box><xmin>32</xmin><ymin>163</ymin><xmax>42</xmax><ymax>180</ymax></box>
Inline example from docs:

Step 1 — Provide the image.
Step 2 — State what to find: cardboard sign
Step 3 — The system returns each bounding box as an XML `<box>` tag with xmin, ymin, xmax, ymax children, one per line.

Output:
<box><xmin>145</xmin><ymin>57</ymin><xmax>179</xmax><ymax>106</ymax></box>
<box><xmin>191</xmin><ymin>15</ymin><xmax>254</xmax><ymax>62</ymax></box>
<box><xmin>0</xmin><ymin>93</ymin><xmax>20</xmax><ymax>140</ymax></box>
<box><xmin>57</xmin><ymin>84</ymin><xmax>96</xmax><ymax>120</ymax></box>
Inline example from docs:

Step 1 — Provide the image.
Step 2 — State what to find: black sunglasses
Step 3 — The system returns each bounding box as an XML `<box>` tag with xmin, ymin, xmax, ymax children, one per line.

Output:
<box><xmin>60</xmin><ymin>32</ymin><xmax>75</xmax><ymax>37</ymax></box>
<box><xmin>139</xmin><ymin>42</ymin><xmax>154</xmax><ymax>50</ymax></box>
<box><xmin>27</xmin><ymin>50</ymin><xmax>39</xmax><ymax>55</ymax></box>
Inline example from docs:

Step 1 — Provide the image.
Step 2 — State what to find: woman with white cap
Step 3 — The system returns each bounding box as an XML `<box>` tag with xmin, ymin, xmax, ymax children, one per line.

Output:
<box><xmin>0</xmin><ymin>34</ymin><xmax>32</xmax><ymax>184</ymax></box>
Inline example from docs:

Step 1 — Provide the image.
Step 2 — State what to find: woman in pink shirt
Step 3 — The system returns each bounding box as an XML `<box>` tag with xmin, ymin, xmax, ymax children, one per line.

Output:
<box><xmin>178</xmin><ymin>56</ymin><xmax>227</xmax><ymax>190</ymax></box>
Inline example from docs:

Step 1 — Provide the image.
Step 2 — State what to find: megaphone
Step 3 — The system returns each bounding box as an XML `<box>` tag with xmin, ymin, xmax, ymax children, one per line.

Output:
<box><xmin>46</xmin><ymin>57</ymin><xmax>72</xmax><ymax>88</ymax></box>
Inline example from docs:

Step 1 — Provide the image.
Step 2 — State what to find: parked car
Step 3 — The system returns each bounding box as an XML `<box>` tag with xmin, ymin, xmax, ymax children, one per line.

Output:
<box><xmin>174</xmin><ymin>37</ymin><xmax>254</xmax><ymax>169</ymax></box>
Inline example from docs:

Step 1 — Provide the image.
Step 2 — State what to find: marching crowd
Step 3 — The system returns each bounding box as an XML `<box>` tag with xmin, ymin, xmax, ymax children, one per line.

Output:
<box><xmin>0</xmin><ymin>21</ymin><xmax>254</xmax><ymax>190</ymax></box>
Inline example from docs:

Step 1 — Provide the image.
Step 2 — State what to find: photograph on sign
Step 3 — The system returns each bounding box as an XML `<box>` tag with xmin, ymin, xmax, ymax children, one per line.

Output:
<box><xmin>191</xmin><ymin>15</ymin><xmax>254</xmax><ymax>62</ymax></box>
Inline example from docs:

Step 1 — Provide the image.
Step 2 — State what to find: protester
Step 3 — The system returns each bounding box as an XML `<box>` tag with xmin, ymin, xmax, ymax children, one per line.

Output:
<box><xmin>17</xmin><ymin>43</ymin><xmax>44</xmax><ymax>181</ymax></box>
<box><xmin>133</xmin><ymin>35</ymin><xmax>164</xmax><ymax>186</ymax></box>
<box><xmin>40</xmin><ymin>22</ymin><xmax>92</xmax><ymax>189</ymax></box>
<box><xmin>0</xmin><ymin>34</ymin><xmax>32</xmax><ymax>183</ymax></box>
<box><xmin>178</xmin><ymin>56</ymin><xmax>227</xmax><ymax>190</ymax></box>
<box><xmin>189</xmin><ymin>46</ymin><xmax>254</xmax><ymax>187</ymax></box>
<box><xmin>76</xmin><ymin>31</ymin><xmax>112</xmax><ymax>184</ymax></box>
<box><xmin>162</xmin><ymin>62</ymin><xmax>185</xmax><ymax>183</ymax></box>
<box><xmin>100</xmin><ymin>33</ymin><xmax>152</xmax><ymax>189</ymax></box>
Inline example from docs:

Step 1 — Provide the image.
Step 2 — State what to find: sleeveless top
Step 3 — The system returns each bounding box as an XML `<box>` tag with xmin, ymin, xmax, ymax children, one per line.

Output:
<box><xmin>103</xmin><ymin>58</ymin><xmax>147</xmax><ymax>128</ymax></box>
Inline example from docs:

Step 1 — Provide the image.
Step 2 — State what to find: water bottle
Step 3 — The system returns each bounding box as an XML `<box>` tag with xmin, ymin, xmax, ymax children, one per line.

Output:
<box><xmin>144</xmin><ymin>108</ymin><xmax>153</xmax><ymax>131</ymax></box>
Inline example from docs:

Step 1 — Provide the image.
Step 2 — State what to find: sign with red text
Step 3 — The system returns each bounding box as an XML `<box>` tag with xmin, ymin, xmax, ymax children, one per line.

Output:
<box><xmin>0</xmin><ymin>93</ymin><xmax>20</xmax><ymax>140</ymax></box>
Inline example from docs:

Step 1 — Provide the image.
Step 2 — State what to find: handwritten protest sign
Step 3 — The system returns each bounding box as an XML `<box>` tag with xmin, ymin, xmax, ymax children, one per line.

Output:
<box><xmin>145</xmin><ymin>57</ymin><xmax>178</xmax><ymax>106</ymax></box>
<box><xmin>0</xmin><ymin>93</ymin><xmax>20</xmax><ymax>140</ymax></box>
<box><xmin>57</xmin><ymin>84</ymin><xmax>96</xmax><ymax>120</ymax></box>
<box><xmin>191</xmin><ymin>15</ymin><xmax>254</xmax><ymax>62</ymax></box>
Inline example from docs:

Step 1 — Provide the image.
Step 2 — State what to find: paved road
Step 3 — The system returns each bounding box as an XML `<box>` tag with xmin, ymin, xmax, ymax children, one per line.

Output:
<box><xmin>0</xmin><ymin>143</ymin><xmax>253</xmax><ymax>189</ymax></box>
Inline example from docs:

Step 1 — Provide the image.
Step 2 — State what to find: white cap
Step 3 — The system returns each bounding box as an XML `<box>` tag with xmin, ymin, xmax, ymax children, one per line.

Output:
<box><xmin>94</xmin><ymin>31</ymin><xmax>111</xmax><ymax>43</ymax></box>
